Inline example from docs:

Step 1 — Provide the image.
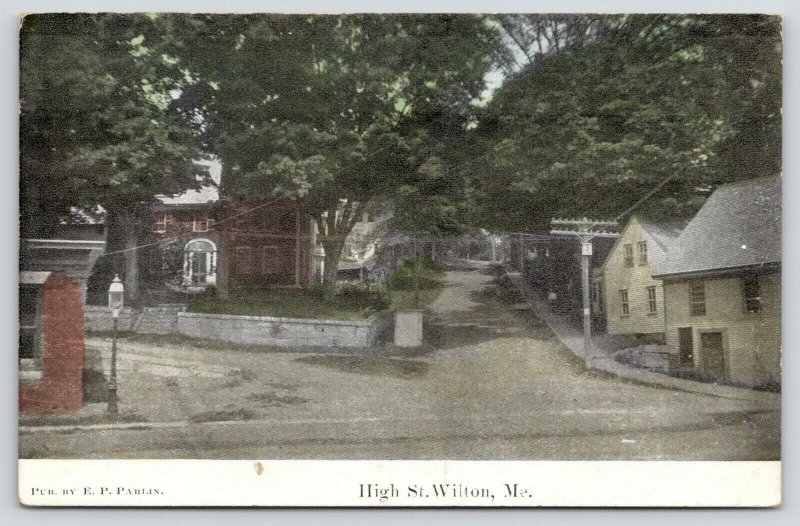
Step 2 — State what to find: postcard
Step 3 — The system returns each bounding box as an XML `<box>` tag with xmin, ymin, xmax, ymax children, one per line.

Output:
<box><xmin>18</xmin><ymin>12</ymin><xmax>781</xmax><ymax>507</ymax></box>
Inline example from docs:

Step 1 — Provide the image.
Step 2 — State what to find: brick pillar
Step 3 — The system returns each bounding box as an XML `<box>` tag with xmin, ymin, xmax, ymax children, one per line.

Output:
<box><xmin>19</xmin><ymin>274</ymin><xmax>85</xmax><ymax>414</ymax></box>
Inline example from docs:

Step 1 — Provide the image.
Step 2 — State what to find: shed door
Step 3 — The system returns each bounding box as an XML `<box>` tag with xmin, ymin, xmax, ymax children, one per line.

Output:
<box><xmin>700</xmin><ymin>332</ymin><xmax>726</xmax><ymax>378</ymax></box>
<box><xmin>678</xmin><ymin>328</ymin><xmax>693</xmax><ymax>366</ymax></box>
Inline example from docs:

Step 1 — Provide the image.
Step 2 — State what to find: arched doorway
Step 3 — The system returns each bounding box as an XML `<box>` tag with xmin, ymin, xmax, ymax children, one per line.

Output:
<box><xmin>183</xmin><ymin>238</ymin><xmax>217</xmax><ymax>288</ymax></box>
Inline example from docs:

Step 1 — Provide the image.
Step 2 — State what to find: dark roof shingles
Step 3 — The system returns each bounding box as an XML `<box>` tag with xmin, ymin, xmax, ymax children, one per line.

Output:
<box><xmin>653</xmin><ymin>177</ymin><xmax>781</xmax><ymax>276</ymax></box>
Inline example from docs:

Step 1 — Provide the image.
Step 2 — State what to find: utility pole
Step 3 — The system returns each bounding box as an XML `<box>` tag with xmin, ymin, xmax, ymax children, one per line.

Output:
<box><xmin>550</xmin><ymin>218</ymin><xmax>618</xmax><ymax>353</ymax></box>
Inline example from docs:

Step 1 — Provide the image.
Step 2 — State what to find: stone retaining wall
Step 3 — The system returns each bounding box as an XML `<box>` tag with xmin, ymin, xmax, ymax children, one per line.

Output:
<box><xmin>177</xmin><ymin>312</ymin><xmax>391</xmax><ymax>350</ymax></box>
<box><xmin>86</xmin><ymin>304</ymin><xmax>392</xmax><ymax>350</ymax></box>
<box><xmin>133</xmin><ymin>304</ymin><xmax>186</xmax><ymax>334</ymax></box>
<box><xmin>84</xmin><ymin>306</ymin><xmax>137</xmax><ymax>332</ymax></box>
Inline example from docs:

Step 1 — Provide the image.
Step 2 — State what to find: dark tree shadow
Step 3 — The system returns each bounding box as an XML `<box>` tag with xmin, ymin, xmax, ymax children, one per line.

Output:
<box><xmin>294</xmin><ymin>354</ymin><xmax>430</xmax><ymax>379</ymax></box>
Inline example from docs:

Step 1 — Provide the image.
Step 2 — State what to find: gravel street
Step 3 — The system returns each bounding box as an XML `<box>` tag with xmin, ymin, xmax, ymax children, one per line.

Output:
<box><xmin>19</xmin><ymin>267</ymin><xmax>780</xmax><ymax>460</ymax></box>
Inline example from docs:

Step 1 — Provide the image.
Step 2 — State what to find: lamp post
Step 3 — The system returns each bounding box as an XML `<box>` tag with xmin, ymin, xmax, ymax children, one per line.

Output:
<box><xmin>107</xmin><ymin>274</ymin><xmax>124</xmax><ymax>415</ymax></box>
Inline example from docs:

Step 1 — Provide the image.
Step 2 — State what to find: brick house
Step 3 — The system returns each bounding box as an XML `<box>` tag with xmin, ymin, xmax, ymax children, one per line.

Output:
<box><xmin>599</xmin><ymin>217</ymin><xmax>685</xmax><ymax>342</ymax></box>
<box><xmin>140</xmin><ymin>163</ymin><xmax>315</xmax><ymax>297</ymax></box>
<box><xmin>652</xmin><ymin>177</ymin><xmax>781</xmax><ymax>386</ymax></box>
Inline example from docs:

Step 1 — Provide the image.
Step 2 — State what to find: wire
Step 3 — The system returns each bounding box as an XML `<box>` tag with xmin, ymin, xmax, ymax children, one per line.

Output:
<box><xmin>587</xmin><ymin>171</ymin><xmax>680</xmax><ymax>232</ymax></box>
<box><xmin>99</xmin><ymin>195</ymin><xmax>287</xmax><ymax>258</ymax></box>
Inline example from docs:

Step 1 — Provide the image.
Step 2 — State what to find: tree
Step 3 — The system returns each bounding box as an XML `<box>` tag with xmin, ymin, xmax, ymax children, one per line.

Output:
<box><xmin>167</xmin><ymin>14</ymin><xmax>503</xmax><ymax>284</ymax></box>
<box><xmin>461</xmin><ymin>14</ymin><xmax>781</xmax><ymax>232</ymax></box>
<box><xmin>20</xmin><ymin>14</ymin><xmax>200</xmax><ymax>300</ymax></box>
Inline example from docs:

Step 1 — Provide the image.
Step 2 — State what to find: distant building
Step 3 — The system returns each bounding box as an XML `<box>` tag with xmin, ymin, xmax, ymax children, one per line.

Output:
<box><xmin>599</xmin><ymin>217</ymin><xmax>686</xmax><ymax>342</ymax></box>
<box><xmin>515</xmin><ymin>233</ymin><xmax>615</xmax><ymax>329</ymax></box>
<box><xmin>653</xmin><ymin>177</ymin><xmax>781</xmax><ymax>386</ymax></box>
<box><xmin>336</xmin><ymin>209</ymin><xmax>391</xmax><ymax>283</ymax></box>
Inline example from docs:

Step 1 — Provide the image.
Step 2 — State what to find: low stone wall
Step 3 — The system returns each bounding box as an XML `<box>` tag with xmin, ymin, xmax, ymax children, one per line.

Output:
<box><xmin>86</xmin><ymin>304</ymin><xmax>392</xmax><ymax>350</ymax></box>
<box><xmin>84</xmin><ymin>306</ymin><xmax>137</xmax><ymax>332</ymax></box>
<box><xmin>133</xmin><ymin>304</ymin><xmax>186</xmax><ymax>334</ymax></box>
<box><xmin>177</xmin><ymin>312</ymin><xmax>392</xmax><ymax>351</ymax></box>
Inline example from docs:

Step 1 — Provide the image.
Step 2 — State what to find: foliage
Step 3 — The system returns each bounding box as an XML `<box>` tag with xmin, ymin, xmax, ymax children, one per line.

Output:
<box><xmin>310</xmin><ymin>282</ymin><xmax>392</xmax><ymax>312</ymax></box>
<box><xmin>166</xmin><ymin>14</ymin><xmax>504</xmax><ymax>281</ymax></box>
<box><xmin>462</xmin><ymin>14</ymin><xmax>782</xmax><ymax>231</ymax></box>
<box><xmin>20</xmin><ymin>14</ymin><xmax>200</xmax><ymax>235</ymax></box>
<box><xmin>189</xmin><ymin>286</ymin><xmax>379</xmax><ymax>321</ymax></box>
<box><xmin>388</xmin><ymin>258</ymin><xmax>446</xmax><ymax>291</ymax></box>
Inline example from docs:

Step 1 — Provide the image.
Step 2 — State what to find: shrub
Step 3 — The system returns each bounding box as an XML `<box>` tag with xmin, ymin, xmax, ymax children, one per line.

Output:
<box><xmin>388</xmin><ymin>258</ymin><xmax>444</xmax><ymax>290</ymax></box>
<box><xmin>310</xmin><ymin>282</ymin><xmax>391</xmax><ymax>311</ymax></box>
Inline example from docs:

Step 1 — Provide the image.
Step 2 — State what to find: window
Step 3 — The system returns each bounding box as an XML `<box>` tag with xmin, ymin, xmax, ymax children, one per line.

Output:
<box><xmin>619</xmin><ymin>289</ymin><xmax>629</xmax><ymax>317</ymax></box>
<box><xmin>193</xmin><ymin>211</ymin><xmax>214</xmax><ymax>232</ymax></box>
<box><xmin>235</xmin><ymin>246</ymin><xmax>253</xmax><ymax>275</ymax></box>
<box><xmin>153</xmin><ymin>213</ymin><xmax>169</xmax><ymax>233</ymax></box>
<box><xmin>261</xmin><ymin>246</ymin><xmax>279</xmax><ymax>273</ymax></box>
<box><xmin>638</xmin><ymin>241</ymin><xmax>648</xmax><ymax>265</ymax></box>
<box><xmin>647</xmin><ymin>286</ymin><xmax>657</xmax><ymax>314</ymax></box>
<box><xmin>623</xmin><ymin>244</ymin><xmax>634</xmax><ymax>267</ymax></box>
<box><xmin>690</xmin><ymin>282</ymin><xmax>706</xmax><ymax>316</ymax></box>
<box><xmin>742</xmin><ymin>275</ymin><xmax>761</xmax><ymax>313</ymax></box>
<box><xmin>19</xmin><ymin>284</ymin><xmax>43</xmax><ymax>367</ymax></box>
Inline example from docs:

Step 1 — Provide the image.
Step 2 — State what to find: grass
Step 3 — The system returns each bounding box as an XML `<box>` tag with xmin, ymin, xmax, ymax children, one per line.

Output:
<box><xmin>187</xmin><ymin>264</ymin><xmax>446</xmax><ymax>321</ymax></box>
<box><xmin>189</xmin><ymin>287</ymin><xmax>374</xmax><ymax>321</ymax></box>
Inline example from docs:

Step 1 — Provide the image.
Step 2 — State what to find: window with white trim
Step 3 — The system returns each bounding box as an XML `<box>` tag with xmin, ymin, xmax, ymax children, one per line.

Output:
<box><xmin>153</xmin><ymin>213</ymin><xmax>169</xmax><ymax>233</ymax></box>
<box><xmin>193</xmin><ymin>211</ymin><xmax>214</xmax><ymax>232</ymax></box>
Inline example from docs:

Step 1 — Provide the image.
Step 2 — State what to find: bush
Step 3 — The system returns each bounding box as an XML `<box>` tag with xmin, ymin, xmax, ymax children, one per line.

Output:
<box><xmin>310</xmin><ymin>282</ymin><xmax>391</xmax><ymax>311</ymax></box>
<box><xmin>388</xmin><ymin>258</ymin><xmax>444</xmax><ymax>291</ymax></box>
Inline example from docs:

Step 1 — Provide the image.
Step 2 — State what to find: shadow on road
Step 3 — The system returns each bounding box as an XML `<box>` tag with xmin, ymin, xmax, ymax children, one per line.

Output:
<box><xmin>425</xmin><ymin>277</ymin><xmax>564</xmax><ymax>353</ymax></box>
<box><xmin>294</xmin><ymin>354</ymin><xmax>430</xmax><ymax>379</ymax></box>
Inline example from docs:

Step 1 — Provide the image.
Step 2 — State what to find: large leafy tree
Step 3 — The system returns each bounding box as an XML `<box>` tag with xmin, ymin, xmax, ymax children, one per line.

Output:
<box><xmin>168</xmin><ymin>14</ymin><xmax>503</xmax><ymax>283</ymax></box>
<box><xmin>20</xmin><ymin>14</ymin><xmax>200</xmax><ymax>299</ymax></box>
<box><xmin>462</xmin><ymin>14</ymin><xmax>781</xmax><ymax>232</ymax></box>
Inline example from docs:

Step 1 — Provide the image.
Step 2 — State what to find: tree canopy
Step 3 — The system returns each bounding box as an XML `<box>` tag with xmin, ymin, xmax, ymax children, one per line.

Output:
<box><xmin>20</xmin><ymin>13</ymin><xmax>782</xmax><ymax>255</ymax></box>
<box><xmin>166</xmin><ymin>14</ymin><xmax>503</xmax><ymax>280</ymax></box>
<box><xmin>20</xmin><ymin>13</ymin><xmax>200</xmax><ymax>237</ymax></box>
<box><xmin>461</xmin><ymin>14</ymin><xmax>781</xmax><ymax>232</ymax></box>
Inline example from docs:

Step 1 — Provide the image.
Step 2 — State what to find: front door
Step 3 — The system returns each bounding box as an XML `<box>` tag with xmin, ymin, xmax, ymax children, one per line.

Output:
<box><xmin>700</xmin><ymin>332</ymin><xmax>726</xmax><ymax>378</ymax></box>
<box><xmin>190</xmin><ymin>251</ymin><xmax>209</xmax><ymax>284</ymax></box>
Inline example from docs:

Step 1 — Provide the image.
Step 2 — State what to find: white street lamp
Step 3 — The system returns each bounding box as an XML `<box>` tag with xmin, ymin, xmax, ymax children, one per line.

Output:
<box><xmin>107</xmin><ymin>274</ymin><xmax>124</xmax><ymax>415</ymax></box>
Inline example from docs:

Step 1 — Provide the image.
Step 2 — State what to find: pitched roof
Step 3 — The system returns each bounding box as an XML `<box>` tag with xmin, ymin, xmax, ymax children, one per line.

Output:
<box><xmin>652</xmin><ymin>176</ymin><xmax>781</xmax><ymax>277</ymax></box>
<box><xmin>156</xmin><ymin>159</ymin><xmax>221</xmax><ymax>206</ymax></box>
<box><xmin>641</xmin><ymin>221</ymin><xmax>687</xmax><ymax>274</ymax></box>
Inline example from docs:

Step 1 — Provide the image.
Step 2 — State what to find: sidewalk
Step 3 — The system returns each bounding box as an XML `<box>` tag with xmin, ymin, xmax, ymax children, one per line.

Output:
<box><xmin>505</xmin><ymin>270</ymin><xmax>780</xmax><ymax>406</ymax></box>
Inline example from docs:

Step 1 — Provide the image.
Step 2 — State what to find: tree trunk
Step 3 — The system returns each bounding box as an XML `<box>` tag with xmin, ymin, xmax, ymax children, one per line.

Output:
<box><xmin>316</xmin><ymin>202</ymin><xmax>361</xmax><ymax>286</ymax></box>
<box><xmin>120</xmin><ymin>210</ymin><xmax>141</xmax><ymax>307</ymax></box>
<box><xmin>322</xmin><ymin>244</ymin><xmax>341</xmax><ymax>285</ymax></box>
<box><xmin>413</xmin><ymin>237</ymin><xmax>420</xmax><ymax>309</ymax></box>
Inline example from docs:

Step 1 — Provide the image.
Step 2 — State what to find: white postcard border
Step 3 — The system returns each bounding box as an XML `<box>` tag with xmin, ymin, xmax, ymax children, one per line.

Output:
<box><xmin>18</xmin><ymin>459</ymin><xmax>780</xmax><ymax>507</ymax></box>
